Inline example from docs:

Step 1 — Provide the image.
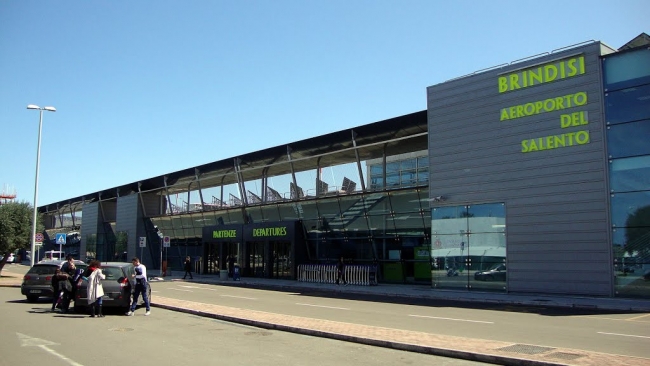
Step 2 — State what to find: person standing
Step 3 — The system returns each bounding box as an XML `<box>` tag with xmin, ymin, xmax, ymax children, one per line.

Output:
<box><xmin>335</xmin><ymin>256</ymin><xmax>348</xmax><ymax>286</ymax></box>
<box><xmin>50</xmin><ymin>268</ymin><xmax>70</xmax><ymax>312</ymax></box>
<box><xmin>183</xmin><ymin>256</ymin><xmax>193</xmax><ymax>280</ymax></box>
<box><xmin>228</xmin><ymin>255</ymin><xmax>236</xmax><ymax>278</ymax></box>
<box><xmin>61</xmin><ymin>255</ymin><xmax>76</xmax><ymax>276</ymax></box>
<box><xmin>126</xmin><ymin>257</ymin><xmax>150</xmax><ymax>316</ymax></box>
<box><xmin>85</xmin><ymin>260</ymin><xmax>105</xmax><ymax>318</ymax></box>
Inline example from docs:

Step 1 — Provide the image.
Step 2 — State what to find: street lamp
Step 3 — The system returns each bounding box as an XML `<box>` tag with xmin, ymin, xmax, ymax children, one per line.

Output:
<box><xmin>27</xmin><ymin>104</ymin><xmax>56</xmax><ymax>267</ymax></box>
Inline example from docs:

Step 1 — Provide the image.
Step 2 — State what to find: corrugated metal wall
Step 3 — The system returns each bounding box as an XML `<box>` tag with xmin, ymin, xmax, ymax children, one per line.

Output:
<box><xmin>427</xmin><ymin>43</ymin><xmax>612</xmax><ymax>296</ymax></box>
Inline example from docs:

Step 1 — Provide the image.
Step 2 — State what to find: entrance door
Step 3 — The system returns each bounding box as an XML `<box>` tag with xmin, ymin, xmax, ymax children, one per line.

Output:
<box><xmin>247</xmin><ymin>241</ymin><xmax>265</xmax><ymax>278</ymax></box>
<box><xmin>223</xmin><ymin>242</ymin><xmax>240</xmax><ymax>276</ymax></box>
<box><xmin>206</xmin><ymin>242</ymin><xmax>219</xmax><ymax>275</ymax></box>
<box><xmin>270</xmin><ymin>241</ymin><xmax>291</xmax><ymax>279</ymax></box>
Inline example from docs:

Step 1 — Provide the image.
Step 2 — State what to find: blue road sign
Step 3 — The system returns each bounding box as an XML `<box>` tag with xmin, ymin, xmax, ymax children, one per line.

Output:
<box><xmin>55</xmin><ymin>233</ymin><xmax>67</xmax><ymax>245</ymax></box>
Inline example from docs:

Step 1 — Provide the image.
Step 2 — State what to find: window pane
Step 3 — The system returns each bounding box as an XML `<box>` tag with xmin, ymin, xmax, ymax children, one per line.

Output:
<box><xmin>610</xmin><ymin>156</ymin><xmax>650</xmax><ymax>193</ymax></box>
<box><xmin>610</xmin><ymin>191</ymin><xmax>650</xmax><ymax>227</ymax></box>
<box><xmin>431</xmin><ymin>206</ymin><xmax>467</xmax><ymax>235</ymax></box>
<box><xmin>386</xmin><ymin>162</ymin><xmax>400</xmax><ymax>174</ymax></box>
<box><xmin>604</xmin><ymin>48</ymin><xmax>650</xmax><ymax>91</ymax></box>
<box><xmin>605</xmin><ymin>84</ymin><xmax>650</xmax><ymax>124</ymax></box>
<box><xmin>400</xmin><ymin>170</ymin><xmax>417</xmax><ymax>186</ymax></box>
<box><xmin>417</xmin><ymin>169</ymin><xmax>429</xmax><ymax>184</ymax></box>
<box><xmin>386</xmin><ymin>173</ymin><xmax>400</xmax><ymax>188</ymax></box>
<box><xmin>401</xmin><ymin>159</ymin><xmax>416</xmax><ymax>170</ymax></box>
<box><xmin>370</xmin><ymin>164</ymin><xmax>383</xmax><ymax>175</ymax></box>
<box><xmin>606</xmin><ymin>120</ymin><xmax>650</xmax><ymax>158</ymax></box>
<box><xmin>417</xmin><ymin>156</ymin><xmax>429</xmax><ymax>168</ymax></box>
<box><xmin>467</xmin><ymin>203</ymin><xmax>506</xmax><ymax>233</ymax></box>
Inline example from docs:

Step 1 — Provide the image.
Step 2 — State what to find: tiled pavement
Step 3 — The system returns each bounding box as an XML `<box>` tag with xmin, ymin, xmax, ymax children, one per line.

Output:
<box><xmin>3</xmin><ymin>268</ymin><xmax>650</xmax><ymax>366</ymax></box>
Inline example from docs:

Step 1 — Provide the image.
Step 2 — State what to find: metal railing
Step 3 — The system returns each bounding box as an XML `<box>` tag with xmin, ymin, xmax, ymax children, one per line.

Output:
<box><xmin>297</xmin><ymin>264</ymin><xmax>378</xmax><ymax>286</ymax></box>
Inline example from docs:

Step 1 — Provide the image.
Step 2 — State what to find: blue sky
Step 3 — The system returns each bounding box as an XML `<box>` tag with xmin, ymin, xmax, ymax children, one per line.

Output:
<box><xmin>0</xmin><ymin>1</ymin><xmax>647</xmax><ymax>207</ymax></box>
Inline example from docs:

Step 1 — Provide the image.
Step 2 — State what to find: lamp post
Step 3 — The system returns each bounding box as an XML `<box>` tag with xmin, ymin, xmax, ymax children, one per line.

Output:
<box><xmin>27</xmin><ymin>104</ymin><xmax>56</xmax><ymax>267</ymax></box>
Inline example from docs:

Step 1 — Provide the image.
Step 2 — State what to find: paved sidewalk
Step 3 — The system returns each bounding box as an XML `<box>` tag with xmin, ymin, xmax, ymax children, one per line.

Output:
<box><xmin>153</xmin><ymin>295</ymin><xmax>645</xmax><ymax>366</ymax></box>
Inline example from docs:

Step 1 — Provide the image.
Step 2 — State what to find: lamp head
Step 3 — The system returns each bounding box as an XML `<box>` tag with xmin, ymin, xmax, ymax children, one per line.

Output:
<box><xmin>43</xmin><ymin>106</ymin><xmax>56</xmax><ymax>112</ymax></box>
<box><xmin>27</xmin><ymin>104</ymin><xmax>40</xmax><ymax>110</ymax></box>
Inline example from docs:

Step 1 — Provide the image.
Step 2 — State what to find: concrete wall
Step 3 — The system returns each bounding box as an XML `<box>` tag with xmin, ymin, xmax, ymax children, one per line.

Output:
<box><xmin>427</xmin><ymin>42</ymin><xmax>612</xmax><ymax>296</ymax></box>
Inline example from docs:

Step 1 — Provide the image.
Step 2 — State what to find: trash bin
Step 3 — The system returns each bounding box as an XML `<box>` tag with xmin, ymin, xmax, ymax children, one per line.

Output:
<box><xmin>220</xmin><ymin>269</ymin><xmax>228</xmax><ymax>280</ymax></box>
<box><xmin>233</xmin><ymin>264</ymin><xmax>240</xmax><ymax>281</ymax></box>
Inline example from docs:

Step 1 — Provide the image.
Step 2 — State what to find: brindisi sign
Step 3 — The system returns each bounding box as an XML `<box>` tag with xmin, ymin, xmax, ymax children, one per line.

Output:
<box><xmin>498</xmin><ymin>54</ymin><xmax>590</xmax><ymax>153</ymax></box>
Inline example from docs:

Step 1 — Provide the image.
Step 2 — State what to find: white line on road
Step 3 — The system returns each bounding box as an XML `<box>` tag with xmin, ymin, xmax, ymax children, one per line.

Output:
<box><xmin>220</xmin><ymin>295</ymin><xmax>257</xmax><ymax>300</ymax></box>
<box><xmin>598</xmin><ymin>332</ymin><xmax>650</xmax><ymax>339</ymax></box>
<box><xmin>409</xmin><ymin>314</ymin><xmax>494</xmax><ymax>324</ymax></box>
<box><xmin>296</xmin><ymin>303</ymin><xmax>350</xmax><ymax>310</ymax></box>
<box><xmin>168</xmin><ymin>288</ymin><xmax>192</xmax><ymax>292</ymax></box>
<box><xmin>18</xmin><ymin>333</ymin><xmax>84</xmax><ymax>366</ymax></box>
<box><xmin>38</xmin><ymin>345</ymin><xmax>85</xmax><ymax>366</ymax></box>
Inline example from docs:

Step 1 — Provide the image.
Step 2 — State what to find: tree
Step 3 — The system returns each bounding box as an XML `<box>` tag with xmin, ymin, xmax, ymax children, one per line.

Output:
<box><xmin>624</xmin><ymin>205</ymin><xmax>650</xmax><ymax>259</ymax></box>
<box><xmin>0</xmin><ymin>201</ymin><xmax>42</xmax><ymax>274</ymax></box>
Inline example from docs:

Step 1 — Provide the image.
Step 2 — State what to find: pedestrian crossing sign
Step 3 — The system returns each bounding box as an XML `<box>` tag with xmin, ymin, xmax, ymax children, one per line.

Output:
<box><xmin>55</xmin><ymin>233</ymin><xmax>67</xmax><ymax>245</ymax></box>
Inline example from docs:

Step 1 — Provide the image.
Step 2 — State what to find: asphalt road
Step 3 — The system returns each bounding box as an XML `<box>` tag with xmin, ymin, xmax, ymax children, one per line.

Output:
<box><xmin>0</xmin><ymin>287</ymin><xmax>484</xmax><ymax>366</ymax></box>
<box><xmin>146</xmin><ymin>280</ymin><xmax>650</xmax><ymax>359</ymax></box>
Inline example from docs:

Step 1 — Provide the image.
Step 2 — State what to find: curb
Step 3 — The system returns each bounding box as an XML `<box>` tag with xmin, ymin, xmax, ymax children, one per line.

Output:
<box><xmin>152</xmin><ymin>302</ymin><xmax>565</xmax><ymax>366</ymax></box>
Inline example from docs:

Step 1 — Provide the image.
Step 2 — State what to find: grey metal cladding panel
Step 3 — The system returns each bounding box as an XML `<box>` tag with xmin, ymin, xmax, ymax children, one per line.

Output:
<box><xmin>509</xmin><ymin>279</ymin><xmax>610</xmax><ymax>296</ymax></box>
<box><xmin>507</xmin><ymin>251</ymin><xmax>609</xmax><ymax>262</ymax></box>
<box><xmin>426</xmin><ymin>42</ymin><xmax>603</xmax><ymax>96</ymax></box>
<box><xmin>428</xmin><ymin>85</ymin><xmax>603</xmax><ymax>147</ymax></box>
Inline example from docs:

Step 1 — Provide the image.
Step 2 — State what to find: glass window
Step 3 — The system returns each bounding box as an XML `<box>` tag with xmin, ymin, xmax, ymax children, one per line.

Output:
<box><xmin>605</xmin><ymin>84</ymin><xmax>650</xmax><ymax>125</ymax></box>
<box><xmin>431</xmin><ymin>206</ymin><xmax>467</xmax><ymax>235</ymax></box>
<box><xmin>604</xmin><ymin>48</ymin><xmax>650</xmax><ymax>91</ymax></box>
<box><xmin>606</xmin><ymin>120</ymin><xmax>650</xmax><ymax>158</ymax></box>
<box><xmin>400</xmin><ymin>170</ymin><xmax>417</xmax><ymax>186</ymax></box>
<box><xmin>388</xmin><ymin>190</ymin><xmax>422</xmax><ymax>214</ymax></box>
<box><xmin>610</xmin><ymin>156</ymin><xmax>650</xmax><ymax>193</ymax></box>
<box><xmin>467</xmin><ymin>203</ymin><xmax>506</xmax><ymax>233</ymax></box>
<box><xmin>370</xmin><ymin>164</ymin><xmax>383</xmax><ymax>176</ymax></box>
<box><xmin>260</xmin><ymin>204</ymin><xmax>281</xmax><ymax>222</ymax></box>
<box><xmin>386</xmin><ymin>173</ymin><xmax>400</xmax><ymax>188</ymax></box>
<box><xmin>370</xmin><ymin>177</ymin><xmax>384</xmax><ymax>190</ymax></box>
<box><xmin>417</xmin><ymin>156</ymin><xmax>429</xmax><ymax>168</ymax></box>
<box><xmin>386</xmin><ymin>162</ymin><xmax>400</xmax><ymax>174</ymax></box>
<box><xmin>610</xmin><ymin>192</ymin><xmax>650</xmax><ymax>227</ymax></box>
<box><xmin>401</xmin><ymin>159</ymin><xmax>416</xmax><ymax>170</ymax></box>
<box><xmin>417</xmin><ymin>169</ymin><xmax>429</xmax><ymax>184</ymax></box>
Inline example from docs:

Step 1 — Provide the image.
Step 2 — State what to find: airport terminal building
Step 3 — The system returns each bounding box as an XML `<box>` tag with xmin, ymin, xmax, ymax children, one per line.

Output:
<box><xmin>39</xmin><ymin>33</ymin><xmax>650</xmax><ymax>299</ymax></box>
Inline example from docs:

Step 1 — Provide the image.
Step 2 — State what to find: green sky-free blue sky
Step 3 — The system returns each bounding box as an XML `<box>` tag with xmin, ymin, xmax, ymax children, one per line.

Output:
<box><xmin>0</xmin><ymin>0</ymin><xmax>647</xmax><ymax>206</ymax></box>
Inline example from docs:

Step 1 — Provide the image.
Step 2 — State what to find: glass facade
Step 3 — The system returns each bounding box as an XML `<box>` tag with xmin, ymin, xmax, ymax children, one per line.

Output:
<box><xmin>430</xmin><ymin>203</ymin><xmax>506</xmax><ymax>292</ymax></box>
<box><xmin>604</xmin><ymin>47</ymin><xmax>650</xmax><ymax>297</ymax></box>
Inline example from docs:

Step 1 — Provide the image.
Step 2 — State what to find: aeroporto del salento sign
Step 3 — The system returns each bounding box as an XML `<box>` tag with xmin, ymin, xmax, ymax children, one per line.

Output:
<box><xmin>498</xmin><ymin>54</ymin><xmax>590</xmax><ymax>153</ymax></box>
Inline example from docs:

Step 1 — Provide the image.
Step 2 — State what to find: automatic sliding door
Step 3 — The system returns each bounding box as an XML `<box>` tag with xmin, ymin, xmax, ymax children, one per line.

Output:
<box><xmin>271</xmin><ymin>241</ymin><xmax>291</xmax><ymax>279</ymax></box>
<box><xmin>248</xmin><ymin>241</ymin><xmax>265</xmax><ymax>278</ymax></box>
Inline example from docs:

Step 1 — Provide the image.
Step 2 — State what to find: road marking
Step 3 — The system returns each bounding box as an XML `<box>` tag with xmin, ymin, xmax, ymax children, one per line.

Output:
<box><xmin>409</xmin><ymin>315</ymin><xmax>494</xmax><ymax>324</ymax></box>
<box><xmin>296</xmin><ymin>303</ymin><xmax>350</xmax><ymax>310</ymax></box>
<box><xmin>598</xmin><ymin>332</ymin><xmax>650</xmax><ymax>339</ymax></box>
<box><xmin>220</xmin><ymin>295</ymin><xmax>256</xmax><ymax>300</ymax></box>
<box><xmin>169</xmin><ymin>288</ymin><xmax>192</xmax><ymax>292</ymax></box>
<box><xmin>626</xmin><ymin>313</ymin><xmax>650</xmax><ymax>321</ymax></box>
<box><xmin>178</xmin><ymin>285</ymin><xmax>203</xmax><ymax>289</ymax></box>
<box><xmin>17</xmin><ymin>333</ymin><xmax>84</xmax><ymax>366</ymax></box>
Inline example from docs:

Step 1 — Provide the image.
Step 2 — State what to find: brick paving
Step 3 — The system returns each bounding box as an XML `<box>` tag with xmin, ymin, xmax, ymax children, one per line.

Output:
<box><xmin>152</xmin><ymin>296</ymin><xmax>648</xmax><ymax>366</ymax></box>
